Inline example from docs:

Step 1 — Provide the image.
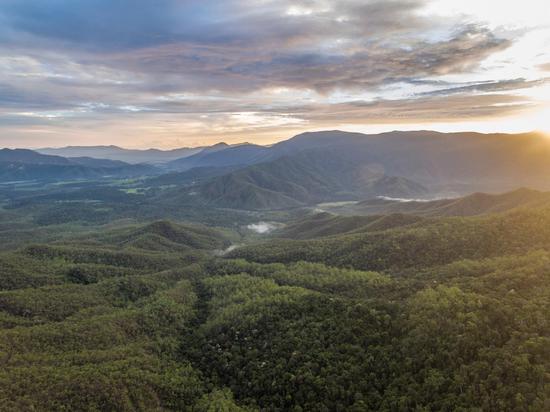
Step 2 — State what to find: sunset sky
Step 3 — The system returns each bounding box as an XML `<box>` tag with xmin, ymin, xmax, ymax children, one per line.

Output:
<box><xmin>0</xmin><ymin>0</ymin><xmax>549</xmax><ymax>149</ymax></box>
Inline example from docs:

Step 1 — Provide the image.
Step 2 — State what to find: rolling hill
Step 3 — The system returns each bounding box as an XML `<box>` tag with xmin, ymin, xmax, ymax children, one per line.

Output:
<box><xmin>177</xmin><ymin>149</ymin><xmax>429</xmax><ymax>210</ymax></box>
<box><xmin>88</xmin><ymin>220</ymin><xmax>231</xmax><ymax>252</ymax></box>
<box><xmin>276</xmin><ymin>212</ymin><xmax>426</xmax><ymax>239</ymax></box>
<box><xmin>329</xmin><ymin>188</ymin><xmax>550</xmax><ymax>217</ymax></box>
<box><xmin>229</xmin><ymin>207</ymin><xmax>550</xmax><ymax>271</ymax></box>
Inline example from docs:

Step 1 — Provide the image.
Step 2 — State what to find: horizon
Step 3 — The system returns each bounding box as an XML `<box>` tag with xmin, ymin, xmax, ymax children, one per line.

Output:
<box><xmin>0</xmin><ymin>0</ymin><xmax>549</xmax><ymax>149</ymax></box>
<box><xmin>2</xmin><ymin>128</ymin><xmax>549</xmax><ymax>151</ymax></box>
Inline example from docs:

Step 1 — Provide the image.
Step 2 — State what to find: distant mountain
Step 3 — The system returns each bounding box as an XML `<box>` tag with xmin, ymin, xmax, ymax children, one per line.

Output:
<box><xmin>37</xmin><ymin>145</ymin><xmax>204</xmax><ymax>164</ymax></box>
<box><xmin>160</xmin><ymin>129</ymin><xmax>550</xmax><ymax>195</ymax></box>
<box><xmin>168</xmin><ymin>149</ymin><xmax>429</xmax><ymax>210</ymax></box>
<box><xmin>33</xmin><ymin>130</ymin><xmax>550</xmax><ymax>191</ymax></box>
<box><xmin>335</xmin><ymin>188</ymin><xmax>550</xmax><ymax>217</ymax></box>
<box><xmin>0</xmin><ymin>149</ymin><xmax>159</xmax><ymax>181</ymax></box>
<box><xmin>0</xmin><ymin>148</ymin><xmax>72</xmax><ymax>165</ymax></box>
<box><xmin>167</xmin><ymin>143</ymin><xmax>269</xmax><ymax>171</ymax></box>
<box><xmin>268</xmin><ymin>130</ymin><xmax>550</xmax><ymax>193</ymax></box>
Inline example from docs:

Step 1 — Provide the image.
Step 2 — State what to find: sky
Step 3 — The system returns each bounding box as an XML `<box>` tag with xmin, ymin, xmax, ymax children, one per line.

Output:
<box><xmin>0</xmin><ymin>0</ymin><xmax>548</xmax><ymax>149</ymax></box>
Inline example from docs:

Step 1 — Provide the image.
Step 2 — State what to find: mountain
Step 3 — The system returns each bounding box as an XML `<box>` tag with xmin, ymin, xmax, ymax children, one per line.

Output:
<box><xmin>157</xmin><ymin>130</ymin><xmax>550</xmax><ymax>208</ymax></box>
<box><xmin>37</xmin><ymin>145</ymin><xmax>203</xmax><ymax>164</ymax></box>
<box><xmin>331</xmin><ymin>188</ymin><xmax>550</xmax><ymax>217</ymax></box>
<box><xmin>34</xmin><ymin>130</ymin><xmax>550</xmax><ymax>188</ymax></box>
<box><xmin>0</xmin><ymin>148</ymin><xmax>73</xmax><ymax>165</ymax></box>
<box><xmin>0</xmin><ymin>149</ymin><xmax>159</xmax><ymax>181</ymax></box>
<box><xmin>268</xmin><ymin>130</ymin><xmax>550</xmax><ymax>192</ymax></box>
<box><xmin>166</xmin><ymin>143</ymin><xmax>269</xmax><ymax>171</ymax></box>
<box><xmin>33</xmin><ymin>130</ymin><xmax>550</xmax><ymax>193</ymax></box>
<box><xmin>169</xmin><ymin>149</ymin><xmax>428</xmax><ymax>210</ymax></box>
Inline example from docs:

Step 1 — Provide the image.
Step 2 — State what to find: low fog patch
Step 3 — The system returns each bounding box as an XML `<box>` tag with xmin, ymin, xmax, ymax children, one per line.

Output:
<box><xmin>247</xmin><ymin>222</ymin><xmax>278</xmax><ymax>234</ymax></box>
<box><xmin>213</xmin><ymin>244</ymin><xmax>240</xmax><ymax>256</ymax></box>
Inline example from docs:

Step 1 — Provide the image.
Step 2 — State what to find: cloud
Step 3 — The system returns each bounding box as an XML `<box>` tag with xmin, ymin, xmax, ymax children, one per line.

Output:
<box><xmin>0</xmin><ymin>1</ymin><xmax>511</xmax><ymax>93</ymax></box>
<box><xmin>293</xmin><ymin>93</ymin><xmax>534</xmax><ymax>124</ymax></box>
<box><xmin>0</xmin><ymin>0</ymin><xmax>546</xmax><ymax>147</ymax></box>
<box><xmin>416</xmin><ymin>78</ymin><xmax>549</xmax><ymax>97</ymax></box>
<box><xmin>247</xmin><ymin>222</ymin><xmax>278</xmax><ymax>234</ymax></box>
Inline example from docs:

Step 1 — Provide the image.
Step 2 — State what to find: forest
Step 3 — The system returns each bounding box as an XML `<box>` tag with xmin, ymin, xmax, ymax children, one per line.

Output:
<box><xmin>0</xmin><ymin>180</ymin><xmax>548</xmax><ymax>410</ymax></box>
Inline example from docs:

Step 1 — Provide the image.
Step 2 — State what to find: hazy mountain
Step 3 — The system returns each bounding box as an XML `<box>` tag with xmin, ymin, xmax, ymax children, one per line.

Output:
<box><xmin>37</xmin><ymin>130</ymin><xmax>550</xmax><ymax>191</ymax></box>
<box><xmin>171</xmin><ymin>149</ymin><xmax>429</xmax><ymax>210</ymax></box>
<box><xmin>159</xmin><ymin>130</ymin><xmax>550</xmax><ymax>195</ymax></box>
<box><xmin>37</xmin><ymin>145</ymin><xmax>204</xmax><ymax>164</ymax></box>
<box><xmin>0</xmin><ymin>149</ymin><xmax>159</xmax><ymax>181</ymax></box>
<box><xmin>0</xmin><ymin>149</ymin><xmax>73</xmax><ymax>165</ymax></box>
<box><xmin>166</xmin><ymin>143</ymin><xmax>268</xmax><ymax>171</ymax></box>
<box><xmin>269</xmin><ymin>130</ymin><xmax>550</xmax><ymax>192</ymax></box>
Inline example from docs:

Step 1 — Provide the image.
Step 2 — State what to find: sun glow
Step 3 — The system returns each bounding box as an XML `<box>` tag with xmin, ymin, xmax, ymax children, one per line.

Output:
<box><xmin>532</xmin><ymin>107</ymin><xmax>550</xmax><ymax>134</ymax></box>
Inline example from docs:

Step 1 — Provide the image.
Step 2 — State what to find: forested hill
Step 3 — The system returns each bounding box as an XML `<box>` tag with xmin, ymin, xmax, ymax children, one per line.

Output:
<box><xmin>229</xmin><ymin>208</ymin><xmax>550</xmax><ymax>270</ymax></box>
<box><xmin>339</xmin><ymin>187</ymin><xmax>550</xmax><ymax>217</ymax></box>
<box><xmin>173</xmin><ymin>149</ymin><xmax>428</xmax><ymax>210</ymax></box>
<box><xmin>0</xmin><ymin>200</ymin><xmax>548</xmax><ymax>410</ymax></box>
<box><xmin>276</xmin><ymin>212</ymin><xmax>426</xmax><ymax>239</ymax></box>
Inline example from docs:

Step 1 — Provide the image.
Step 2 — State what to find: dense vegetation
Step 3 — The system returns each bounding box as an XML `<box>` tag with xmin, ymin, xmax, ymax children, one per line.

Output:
<box><xmin>0</xmin><ymin>195</ymin><xmax>549</xmax><ymax>410</ymax></box>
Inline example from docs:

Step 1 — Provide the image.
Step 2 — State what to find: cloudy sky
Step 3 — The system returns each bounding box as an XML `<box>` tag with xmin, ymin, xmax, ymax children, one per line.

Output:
<box><xmin>0</xmin><ymin>0</ymin><xmax>549</xmax><ymax>148</ymax></box>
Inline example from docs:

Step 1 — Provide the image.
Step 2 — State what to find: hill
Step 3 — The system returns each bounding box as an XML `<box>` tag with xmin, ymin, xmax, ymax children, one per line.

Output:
<box><xmin>93</xmin><ymin>220</ymin><xmax>231</xmax><ymax>252</ymax></box>
<box><xmin>333</xmin><ymin>188</ymin><xmax>550</xmax><ymax>217</ymax></box>
<box><xmin>1</xmin><ymin>206</ymin><xmax>549</xmax><ymax>410</ymax></box>
<box><xmin>229</xmin><ymin>207</ymin><xmax>550</xmax><ymax>271</ymax></box>
<box><xmin>276</xmin><ymin>212</ymin><xmax>426</xmax><ymax>239</ymax></box>
<box><xmin>175</xmin><ymin>149</ymin><xmax>429</xmax><ymax>210</ymax></box>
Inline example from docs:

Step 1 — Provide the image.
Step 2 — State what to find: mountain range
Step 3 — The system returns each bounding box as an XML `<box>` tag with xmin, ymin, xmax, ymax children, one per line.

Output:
<box><xmin>36</xmin><ymin>145</ymin><xmax>204</xmax><ymax>164</ymax></box>
<box><xmin>0</xmin><ymin>149</ymin><xmax>158</xmax><ymax>181</ymax></box>
<box><xmin>5</xmin><ymin>130</ymin><xmax>550</xmax><ymax>209</ymax></box>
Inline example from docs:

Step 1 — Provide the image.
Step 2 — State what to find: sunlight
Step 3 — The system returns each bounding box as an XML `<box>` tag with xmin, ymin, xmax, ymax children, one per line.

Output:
<box><xmin>520</xmin><ymin>106</ymin><xmax>550</xmax><ymax>134</ymax></box>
